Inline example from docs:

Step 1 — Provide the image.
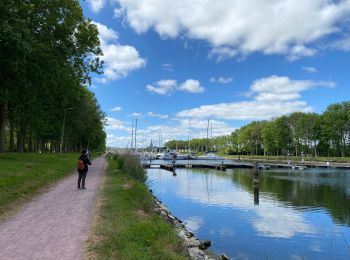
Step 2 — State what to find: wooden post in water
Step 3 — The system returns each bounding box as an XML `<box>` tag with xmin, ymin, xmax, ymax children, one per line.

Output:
<box><xmin>253</xmin><ymin>161</ymin><xmax>260</xmax><ymax>205</ymax></box>
<box><xmin>253</xmin><ymin>184</ymin><xmax>259</xmax><ymax>205</ymax></box>
<box><xmin>253</xmin><ymin>162</ymin><xmax>259</xmax><ymax>176</ymax></box>
<box><xmin>172</xmin><ymin>153</ymin><xmax>177</xmax><ymax>176</ymax></box>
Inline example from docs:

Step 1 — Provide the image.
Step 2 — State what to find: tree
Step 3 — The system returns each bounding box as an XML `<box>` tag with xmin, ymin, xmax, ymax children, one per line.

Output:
<box><xmin>0</xmin><ymin>0</ymin><xmax>105</xmax><ymax>153</ymax></box>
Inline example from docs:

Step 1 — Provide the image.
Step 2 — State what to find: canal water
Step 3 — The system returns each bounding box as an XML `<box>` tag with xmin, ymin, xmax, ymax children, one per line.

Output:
<box><xmin>146</xmin><ymin>167</ymin><xmax>350</xmax><ymax>259</ymax></box>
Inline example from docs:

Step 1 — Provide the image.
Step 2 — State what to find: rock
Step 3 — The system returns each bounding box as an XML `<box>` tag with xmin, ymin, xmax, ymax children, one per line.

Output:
<box><xmin>221</xmin><ymin>253</ymin><xmax>230</xmax><ymax>260</ymax></box>
<box><xmin>199</xmin><ymin>240</ymin><xmax>212</xmax><ymax>250</ymax></box>
<box><xmin>167</xmin><ymin>215</ymin><xmax>176</xmax><ymax>224</ymax></box>
<box><xmin>188</xmin><ymin>247</ymin><xmax>207</xmax><ymax>260</ymax></box>
<box><xmin>185</xmin><ymin>237</ymin><xmax>201</xmax><ymax>247</ymax></box>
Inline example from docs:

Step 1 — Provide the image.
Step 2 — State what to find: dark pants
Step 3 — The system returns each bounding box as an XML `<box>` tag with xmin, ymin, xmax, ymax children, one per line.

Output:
<box><xmin>77</xmin><ymin>170</ymin><xmax>87</xmax><ymax>188</ymax></box>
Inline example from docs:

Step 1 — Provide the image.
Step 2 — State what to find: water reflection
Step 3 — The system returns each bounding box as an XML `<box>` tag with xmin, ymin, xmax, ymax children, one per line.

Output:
<box><xmin>147</xmin><ymin>167</ymin><xmax>350</xmax><ymax>259</ymax></box>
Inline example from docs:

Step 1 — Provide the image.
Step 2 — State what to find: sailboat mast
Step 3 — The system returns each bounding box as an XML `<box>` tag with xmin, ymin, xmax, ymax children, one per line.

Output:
<box><xmin>135</xmin><ymin>118</ymin><xmax>137</xmax><ymax>150</ymax></box>
<box><xmin>206</xmin><ymin>119</ymin><xmax>209</xmax><ymax>152</ymax></box>
<box><xmin>188</xmin><ymin>117</ymin><xmax>191</xmax><ymax>153</ymax></box>
<box><xmin>211</xmin><ymin>122</ymin><xmax>213</xmax><ymax>151</ymax></box>
<box><xmin>131</xmin><ymin>120</ymin><xmax>134</xmax><ymax>151</ymax></box>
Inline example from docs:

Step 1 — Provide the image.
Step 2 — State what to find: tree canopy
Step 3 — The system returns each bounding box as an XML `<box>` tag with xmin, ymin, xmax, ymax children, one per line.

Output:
<box><xmin>0</xmin><ymin>0</ymin><xmax>106</xmax><ymax>152</ymax></box>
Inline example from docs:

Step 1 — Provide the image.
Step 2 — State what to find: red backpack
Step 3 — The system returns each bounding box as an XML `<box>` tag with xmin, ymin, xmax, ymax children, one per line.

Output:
<box><xmin>77</xmin><ymin>159</ymin><xmax>85</xmax><ymax>170</ymax></box>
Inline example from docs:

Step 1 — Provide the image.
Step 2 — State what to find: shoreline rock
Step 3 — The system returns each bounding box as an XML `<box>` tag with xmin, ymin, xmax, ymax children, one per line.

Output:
<box><xmin>150</xmin><ymin>190</ymin><xmax>222</xmax><ymax>260</ymax></box>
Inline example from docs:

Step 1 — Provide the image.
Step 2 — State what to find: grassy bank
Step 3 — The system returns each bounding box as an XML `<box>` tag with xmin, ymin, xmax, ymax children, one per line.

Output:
<box><xmin>0</xmin><ymin>153</ymin><xmax>80</xmax><ymax>217</ymax></box>
<box><xmin>88</xmin><ymin>155</ymin><xmax>187</xmax><ymax>260</ymax></box>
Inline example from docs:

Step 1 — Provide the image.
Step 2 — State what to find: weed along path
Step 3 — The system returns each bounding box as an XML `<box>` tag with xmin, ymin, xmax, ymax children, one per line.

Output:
<box><xmin>0</xmin><ymin>156</ymin><xmax>106</xmax><ymax>260</ymax></box>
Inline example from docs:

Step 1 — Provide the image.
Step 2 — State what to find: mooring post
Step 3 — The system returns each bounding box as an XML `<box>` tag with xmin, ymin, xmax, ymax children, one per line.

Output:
<box><xmin>253</xmin><ymin>162</ymin><xmax>259</xmax><ymax>176</ymax></box>
<box><xmin>254</xmin><ymin>183</ymin><xmax>259</xmax><ymax>205</ymax></box>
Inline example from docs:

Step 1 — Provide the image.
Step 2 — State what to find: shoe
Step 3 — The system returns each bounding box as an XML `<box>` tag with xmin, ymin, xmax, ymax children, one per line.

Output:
<box><xmin>77</xmin><ymin>187</ymin><xmax>80</xmax><ymax>189</ymax></box>
<box><xmin>82</xmin><ymin>187</ymin><xmax>86</xmax><ymax>189</ymax></box>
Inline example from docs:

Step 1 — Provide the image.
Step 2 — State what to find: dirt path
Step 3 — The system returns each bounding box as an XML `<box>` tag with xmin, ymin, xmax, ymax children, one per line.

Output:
<box><xmin>0</xmin><ymin>156</ymin><xmax>106</xmax><ymax>260</ymax></box>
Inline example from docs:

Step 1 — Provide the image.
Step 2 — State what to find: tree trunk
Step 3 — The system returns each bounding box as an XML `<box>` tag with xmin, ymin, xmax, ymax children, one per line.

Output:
<box><xmin>0</xmin><ymin>102</ymin><xmax>8</xmax><ymax>152</ymax></box>
<box><xmin>9</xmin><ymin>122</ymin><xmax>15</xmax><ymax>152</ymax></box>
<box><xmin>28</xmin><ymin>130</ymin><xmax>33</xmax><ymax>152</ymax></box>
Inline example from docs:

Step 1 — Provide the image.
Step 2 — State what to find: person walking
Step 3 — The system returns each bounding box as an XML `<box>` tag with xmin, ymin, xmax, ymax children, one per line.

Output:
<box><xmin>77</xmin><ymin>149</ymin><xmax>91</xmax><ymax>189</ymax></box>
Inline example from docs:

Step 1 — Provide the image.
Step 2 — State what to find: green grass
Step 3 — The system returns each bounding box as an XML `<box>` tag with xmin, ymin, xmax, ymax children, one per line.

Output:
<box><xmin>0</xmin><ymin>152</ymin><xmax>79</xmax><ymax>217</ymax></box>
<box><xmin>88</xmin><ymin>155</ymin><xmax>188</xmax><ymax>260</ymax></box>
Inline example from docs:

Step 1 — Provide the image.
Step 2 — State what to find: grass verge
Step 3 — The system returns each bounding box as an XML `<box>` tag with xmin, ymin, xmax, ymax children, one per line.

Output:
<box><xmin>0</xmin><ymin>152</ymin><xmax>80</xmax><ymax>218</ymax></box>
<box><xmin>88</xmin><ymin>154</ymin><xmax>188</xmax><ymax>260</ymax></box>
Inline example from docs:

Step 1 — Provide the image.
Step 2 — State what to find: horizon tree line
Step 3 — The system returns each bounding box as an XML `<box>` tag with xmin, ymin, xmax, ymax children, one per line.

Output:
<box><xmin>165</xmin><ymin>101</ymin><xmax>350</xmax><ymax>158</ymax></box>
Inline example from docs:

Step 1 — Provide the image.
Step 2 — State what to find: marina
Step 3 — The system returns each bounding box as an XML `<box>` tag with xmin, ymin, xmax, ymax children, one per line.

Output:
<box><xmin>141</xmin><ymin>158</ymin><xmax>350</xmax><ymax>171</ymax></box>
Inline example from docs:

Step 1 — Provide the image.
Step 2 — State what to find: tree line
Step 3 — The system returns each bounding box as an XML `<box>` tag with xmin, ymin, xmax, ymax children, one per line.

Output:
<box><xmin>0</xmin><ymin>0</ymin><xmax>106</xmax><ymax>153</ymax></box>
<box><xmin>165</xmin><ymin>101</ymin><xmax>350</xmax><ymax>157</ymax></box>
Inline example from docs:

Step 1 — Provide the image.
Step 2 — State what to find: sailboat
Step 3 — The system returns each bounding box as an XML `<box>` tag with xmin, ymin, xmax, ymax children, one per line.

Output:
<box><xmin>197</xmin><ymin>119</ymin><xmax>224</xmax><ymax>160</ymax></box>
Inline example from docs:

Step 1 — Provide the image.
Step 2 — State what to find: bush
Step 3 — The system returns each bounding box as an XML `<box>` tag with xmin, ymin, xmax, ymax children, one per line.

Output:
<box><xmin>113</xmin><ymin>154</ymin><xmax>146</xmax><ymax>183</ymax></box>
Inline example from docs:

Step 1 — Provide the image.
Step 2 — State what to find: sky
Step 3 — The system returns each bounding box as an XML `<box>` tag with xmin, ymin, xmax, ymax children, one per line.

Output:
<box><xmin>79</xmin><ymin>0</ymin><xmax>350</xmax><ymax>148</ymax></box>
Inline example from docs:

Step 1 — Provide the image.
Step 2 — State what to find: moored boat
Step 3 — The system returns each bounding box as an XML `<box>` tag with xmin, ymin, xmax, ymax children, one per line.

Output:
<box><xmin>197</xmin><ymin>152</ymin><xmax>223</xmax><ymax>160</ymax></box>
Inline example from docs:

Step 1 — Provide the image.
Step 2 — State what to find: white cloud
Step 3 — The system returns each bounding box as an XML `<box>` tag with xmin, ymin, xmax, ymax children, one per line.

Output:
<box><xmin>329</xmin><ymin>37</ymin><xmax>350</xmax><ymax>51</ymax></box>
<box><xmin>210</xmin><ymin>77</ymin><xmax>233</xmax><ymax>84</ymax></box>
<box><xmin>178</xmin><ymin>79</ymin><xmax>204</xmax><ymax>93</ymax></box>
<box><xmin>250</xmin><ymin>76</ymin><xmax>314</xmax><ymax>94</ymax></box>
<box><xmin>110</xmin><ymin>106</ymin><xmax>122</xmax><ymax>112</ymax></box>
<box><xmin>146</xmin><ymin>79</ymin><xmax>177</xmax><ymax>95</ymax></box>
<box><xmin>176</xmin><ymin>75</ymin><xmax>336</xmax><ymax>120</ymax></box>
<box><xmin>106</xmin><ymin>117</ymin><xmax>129</xmax><ymax>131</ymax></box>
<box><xmin>116</xmin><ymin>0</ymin><xmax>350</xmax><ymax>60</ymax></box>
<box><xmin>146</xmin><ymin>112</ymin><xmax>168</xmax><ymax>119</ymax></box>
<box><xmin>302</xmin><ymin>66</ymin><xmax>318</xmax><ymax>73</ymax></box>
<box><xmin>130</xmin><ymin>112</ymin><xmax>142</xmax><ymax>117</ymax></box>
<box><xmin>287</xmin><ymin>45</ymin><xmax>318</xmax><ymax>61</ymax></box>
<box><xmin>208</xmin><ymin>46</ymin><xmax>238</xmax><ymax>62</ymax></box>
<box><xmin>183</xmin><ymin>217</ymin><xmax>204</xmax><ymax>232</ymax></box>
<box><xmin>147</xmin><ymin>79</ymin><xmax>205</xmax><ymax>95</ymax></box>
<box><xmin>87</xmin><ymin>0</ymin><xmax>106</xmax><ymax>13</ymax></box>
<box><xmin>94</xmin><ymin>22</ymin><xmax>118</xmax><ymax>42</ymax></box>
<box><xmin>93</xmin><ymin>22</ymin><xmax>146</xmax><ymax>83</ymax></box>
<box><xmin>105</xmin><ymin>117</ymin><xmax>235</xmax><ymax>148</ymax></box>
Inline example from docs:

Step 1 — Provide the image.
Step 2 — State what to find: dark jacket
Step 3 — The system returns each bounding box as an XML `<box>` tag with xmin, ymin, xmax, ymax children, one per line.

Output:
<box><xmin>79</xmin><ymin>154</ymin><xmax>91</xmax><ymax>171</ymax></box>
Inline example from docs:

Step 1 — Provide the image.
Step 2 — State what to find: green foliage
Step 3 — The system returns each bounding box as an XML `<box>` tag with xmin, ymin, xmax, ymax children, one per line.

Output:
<box><xmin>0</xmin><ymin>0</ymin><xmax>105</xmax><ymax>153</ymax></box>
<box><xmin>112</xmin><ymin>154</ymin><xmax>147</xmax><ymax>183</ymax></box>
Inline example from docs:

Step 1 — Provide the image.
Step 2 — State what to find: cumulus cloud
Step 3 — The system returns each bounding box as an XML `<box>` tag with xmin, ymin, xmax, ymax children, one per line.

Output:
<box><xmin>93</xmin><ymin>22</ymin><xmax>146</xmax><ymax>83</ymax></box>
<box><xmin>176</xmin><ymin>75</ymin><xmax>336</xmax><ymax>120</ymax></box>
<box><xmin>178</xmin><ymin>79</ymin><xmax>205</xmax><ymax>93</ymax></box>
<box><xmin>210</xmin><ymin>77</ymin><xmax>233</xmax><ymax>84</ymax></box>
<box><xmin>146</xmin><ymin>79</ymin><xmax>177</xmax><ymax>95</ymax></box>
<box><xmin>147</xmin><ymin>79</ymin><xmax>205</xmax><ymax>95</ymax></box>
<box><xmin>86</xmin><ymin>0</ymin><xmax>106</xmax><ymax>13</ymax></box>
<box><xmin>110</xmin><ymin>106</ymin><xmax>122</xmax><ymax>112</ymax></box>
<box><xmin>116</xmin><ymin>0</ymin><xmax>350</xmax><ymax>60</ymax></box>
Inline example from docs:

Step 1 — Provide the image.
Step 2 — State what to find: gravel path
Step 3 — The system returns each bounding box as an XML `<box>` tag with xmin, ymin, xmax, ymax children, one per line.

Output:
<box><xmin>0</xmin><ymin>156</ymin><xmax>106</xmax><ymax>260</ymax></box>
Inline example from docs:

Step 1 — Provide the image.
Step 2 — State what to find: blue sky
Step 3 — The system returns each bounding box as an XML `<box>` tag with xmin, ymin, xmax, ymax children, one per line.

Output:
<box><xmin>80</xmin><ymin>0</ymin><xmax>350</xmax><ymax>148</ymax></box>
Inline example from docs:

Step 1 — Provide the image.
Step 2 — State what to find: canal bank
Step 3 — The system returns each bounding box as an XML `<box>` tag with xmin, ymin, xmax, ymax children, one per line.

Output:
<box><xmin>87</xmin><ymin>155</ymin><xmax>188</xmax><ymax>259</ymax></box>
